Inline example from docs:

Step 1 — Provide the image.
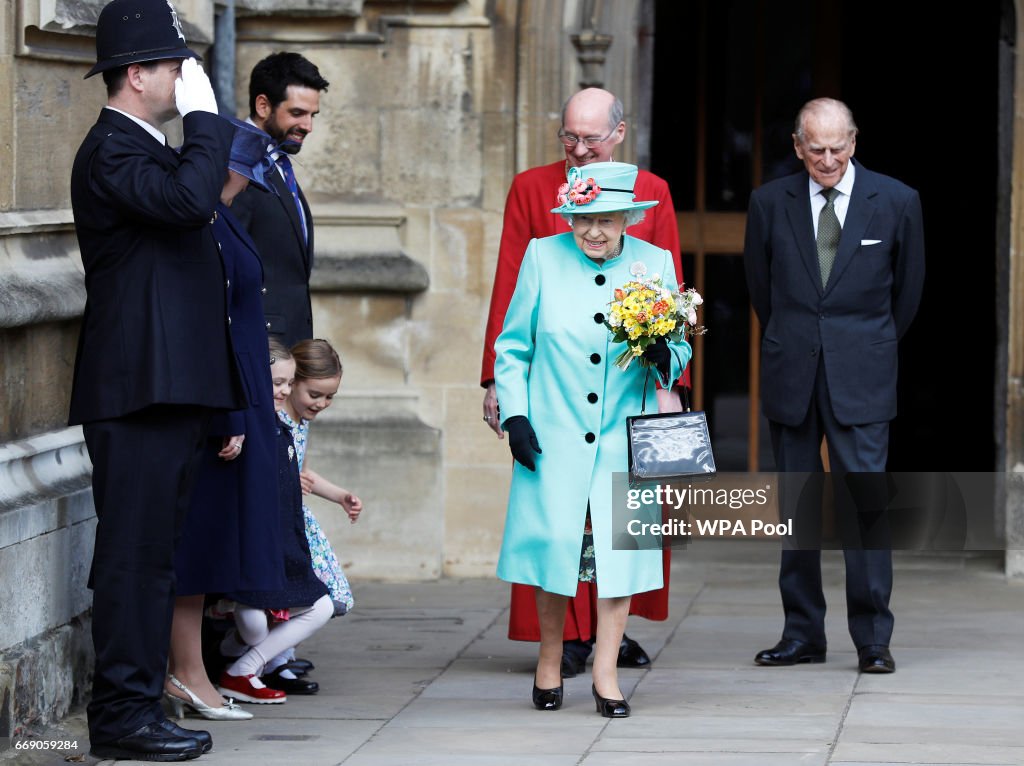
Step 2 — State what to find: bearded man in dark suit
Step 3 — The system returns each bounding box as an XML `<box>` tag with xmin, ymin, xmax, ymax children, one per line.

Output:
<box><xmin>70</xmin><ymin>0</ymin><xmax>243</xmax><ymax>759</ymax></box>
<box><xmin>743</xmin><ymin>98</ymin><xmax>925</xmax><ymax>675</ymax></box>
<box><xmin>231</xmin><ymin>52</ymin><xmax>329</xmax><ymax>347</ymax></box>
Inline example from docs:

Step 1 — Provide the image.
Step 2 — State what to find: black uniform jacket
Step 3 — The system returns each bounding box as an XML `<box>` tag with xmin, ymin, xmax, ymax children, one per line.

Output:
<box><xmin>69</xmin><ymin>108</ymin><xmax>244</xmax><ymax>424</ymax></box>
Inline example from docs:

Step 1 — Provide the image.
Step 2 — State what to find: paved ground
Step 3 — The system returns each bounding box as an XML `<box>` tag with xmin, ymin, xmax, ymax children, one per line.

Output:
<box><xmin>6</xmin><ymin>541</ymin><xmax>1024</xmax><ymax>765</ymax></box>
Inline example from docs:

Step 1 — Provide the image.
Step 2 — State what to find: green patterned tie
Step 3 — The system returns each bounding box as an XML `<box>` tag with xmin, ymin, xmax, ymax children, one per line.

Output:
<box><xmin>817</xmin><ymin>187</ymin><xmax>841</xmax><ymax>288</ymax></box>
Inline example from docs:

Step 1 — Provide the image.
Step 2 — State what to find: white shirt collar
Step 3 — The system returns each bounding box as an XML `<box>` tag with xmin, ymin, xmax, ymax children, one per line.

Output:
<box><xmin>104</xmin><ymin>106</ymin><xmax>167</xmax><ymax>145</ymax></box>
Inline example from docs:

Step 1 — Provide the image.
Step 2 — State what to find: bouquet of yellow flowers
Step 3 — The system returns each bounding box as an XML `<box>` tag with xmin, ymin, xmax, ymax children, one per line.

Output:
<box><xmin>605</xmin><ymin>262</ymin><xmax>706</xmax><ymax>371</ymax></box>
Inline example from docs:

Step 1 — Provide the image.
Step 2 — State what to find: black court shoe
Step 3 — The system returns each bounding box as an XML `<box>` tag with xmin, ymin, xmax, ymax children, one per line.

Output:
<box><xmin>532</xmin><ymin>680</ymin><xmax>563</xmax><ymax>710</ymax></box>
<box><xmin>592</xmin><ymin>684</ymin><xmax>630</xmax><ymax>718</ymax></box>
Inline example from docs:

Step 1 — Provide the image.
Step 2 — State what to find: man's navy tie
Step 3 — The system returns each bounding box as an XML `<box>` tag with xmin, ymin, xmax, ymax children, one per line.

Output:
<box><xmin>277</xmin><ymin>154</ymin><xmax>308</xmax><ymax>245</ymax></box>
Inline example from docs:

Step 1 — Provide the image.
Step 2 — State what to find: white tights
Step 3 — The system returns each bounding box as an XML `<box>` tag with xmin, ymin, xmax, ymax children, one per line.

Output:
<box><xmin>226</xmin><ymin>595</ymin><xmax>332</xmax><ymax>677</ymax></box>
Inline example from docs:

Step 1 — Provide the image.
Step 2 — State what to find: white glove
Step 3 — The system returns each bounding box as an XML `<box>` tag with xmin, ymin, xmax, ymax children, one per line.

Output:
<box><xmin>174</xmin><ymin>58</ymin><xmax>219</xmax><ymax>117</ymax></box>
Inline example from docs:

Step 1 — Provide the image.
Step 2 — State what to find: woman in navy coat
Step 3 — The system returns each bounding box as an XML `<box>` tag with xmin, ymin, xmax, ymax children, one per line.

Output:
<box><xmin>166</xmin><ymin>119</ymin><xmax>285</xmax><ymax>720</ymax></box>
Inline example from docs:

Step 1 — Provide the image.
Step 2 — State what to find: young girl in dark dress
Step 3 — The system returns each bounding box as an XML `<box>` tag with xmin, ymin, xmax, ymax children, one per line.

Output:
<box><xmin>216</xmin><ymin>340</ymin><xmax>333</xmax><ymax>704</ymax></box>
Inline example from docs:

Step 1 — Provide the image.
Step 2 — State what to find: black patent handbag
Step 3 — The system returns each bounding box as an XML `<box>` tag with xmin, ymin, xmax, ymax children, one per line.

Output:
<box><xmin>626</xmin><ymin>360</ymin><xmax>717</xmax><ymax>486</ymax></box>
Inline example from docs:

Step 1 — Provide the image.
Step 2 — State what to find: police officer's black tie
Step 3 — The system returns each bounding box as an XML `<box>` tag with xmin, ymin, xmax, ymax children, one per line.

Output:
<box><xmin>817</xmin><ymin>187</ymin><xmax>841</xmax><ymax>288</ymax></box>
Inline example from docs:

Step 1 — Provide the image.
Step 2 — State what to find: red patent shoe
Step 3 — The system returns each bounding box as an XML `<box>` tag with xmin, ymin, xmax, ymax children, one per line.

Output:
<box><xmin>216</xmin><ymin>672</ymin><xmax>287</xmax><ymax>704</ymax></box>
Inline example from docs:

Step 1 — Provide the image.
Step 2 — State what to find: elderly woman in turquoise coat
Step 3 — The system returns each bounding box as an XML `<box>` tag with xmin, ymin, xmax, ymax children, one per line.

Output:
<box><xmin>495</xmin><ymin>162</ymin><xmax>692</xmax><ymax>717</ymax></box>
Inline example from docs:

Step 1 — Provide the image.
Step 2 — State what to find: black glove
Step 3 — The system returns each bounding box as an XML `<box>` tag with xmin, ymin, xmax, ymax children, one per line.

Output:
<box><xmin>641</xmin><ymin>337</ymin><xmax>671</xmax><ymax>381</ymax></box>
<box><xmin>504</xmin><ymin>415</ymin><xmax>542</xmax><ymax>471</ymax></box>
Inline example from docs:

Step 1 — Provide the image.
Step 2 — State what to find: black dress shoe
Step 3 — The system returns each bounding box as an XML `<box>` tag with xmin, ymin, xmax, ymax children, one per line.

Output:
<box><xmin>617</xmin><ymin>635</ymin><xmax>652</xmax><ymax>668</ymax></box>
<box><xmin>532</xmin><ymin>680</ymin><xmax>563</xmax><ymax>710</ymax></box>
<box><xmin>90</xmin><ymin>722</ymin><xmax>204</xmax><ymax>762</ymax></box>
<box><xmin>592</xmin><ymin>684</ymin><xmax>630</xmax><ymax>718</ymax></box>
<box><xmin>281</xmin><ymin>658</ymin><xmax>314</xmax><ymax>676</ymax></box>
<box><xmin>157</xmin><ymin>719</ymin><xmax>212</xmax><ymax>753</ymax></box>
<box><xmin>858</xmin><ymin>645</ymin><xmax>895</xmax><ymax>673</ymax></box>
<box><xmin>754</xmin><ymin>638</ymin><xmax>827</xmax><ymax>666</ymax></box>
<box><xmin>262</xmin><ymin>668</ymin><xmax>320</xmax><ymax>694</ymax></box>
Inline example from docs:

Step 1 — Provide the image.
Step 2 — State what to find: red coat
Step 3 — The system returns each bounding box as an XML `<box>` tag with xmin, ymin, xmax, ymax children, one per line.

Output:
<box><xmin>482</xmin><ymin>160</ymin><xmax>683</xmax><ymax>639</ymax></box>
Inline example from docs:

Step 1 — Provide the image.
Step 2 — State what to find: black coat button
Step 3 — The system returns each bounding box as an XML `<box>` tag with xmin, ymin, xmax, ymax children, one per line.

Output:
<box><xmin>590</xmin><ymin>353</ymin><xmax>601</xmax><ymax>364</ymax></box>
<box><xmin>585</xmin><ymin>432</ymin><xmax>596</xmax><ymax>443</ymax></box>
<box><xmin>595</xmin><ymin>274</ymin><xmax>606</xmax><ymax>285</ymax></box>
<box><xmin>587</xmin><ymin>393</ymin><xmax>598</xmax><ymax>403</ymax></box>
<box><xmin>593</xmin><ymin>312</ymin><xmax>605</xmax><ymax>324</ymax></box>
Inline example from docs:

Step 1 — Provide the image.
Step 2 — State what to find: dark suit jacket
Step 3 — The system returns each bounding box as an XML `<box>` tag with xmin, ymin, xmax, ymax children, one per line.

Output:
<box><xmin>743</xmin><ymin>160</ymin><xmax>925</xmax><ymax>427</ymax></box>
<box><xmin>230</xmin><ymin>161</ymin><xmax>314</xmax><ymax>347</ymax></box>
<box><xmin>68</xmin><ymin>108</ymin><xmax>244</xmax><ymax>425</ymax></box>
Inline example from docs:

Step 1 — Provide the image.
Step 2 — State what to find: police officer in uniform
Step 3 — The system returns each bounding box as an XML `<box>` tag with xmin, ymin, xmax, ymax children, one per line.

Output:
<box><xmin>70</xmin><ymin>0</ymin><xmax>243</xmax><ymax>759</ymax></box>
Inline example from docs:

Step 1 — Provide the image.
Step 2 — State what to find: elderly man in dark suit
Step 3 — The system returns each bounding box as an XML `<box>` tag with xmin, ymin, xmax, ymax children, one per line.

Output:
<box><xmin>743</xmin><ymin>98</ymin><xmax>925</xmax><ymax>675</ymax></box>
<box><xmin>70</xmin><ymin>0</ymin><xmax>242</xmax><ymax>759</ymax></box>
<box><xmin>231</xmin><ymin>52</ymin><xmax>329</xmax><ymax>347</ymax></box>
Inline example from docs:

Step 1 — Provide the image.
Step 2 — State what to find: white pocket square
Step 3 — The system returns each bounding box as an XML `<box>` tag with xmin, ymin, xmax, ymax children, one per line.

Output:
<box><xmin>860</xmin><ymin>239</ymin><xmax>882</xmax><ymax>246</ymax></box>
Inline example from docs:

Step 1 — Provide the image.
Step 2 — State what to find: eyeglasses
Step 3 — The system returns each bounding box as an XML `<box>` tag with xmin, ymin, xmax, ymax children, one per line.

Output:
<box><xmin>557</xmin><ymin>127</ymin><xmax>617</xmax><ymax>149</ymax></box>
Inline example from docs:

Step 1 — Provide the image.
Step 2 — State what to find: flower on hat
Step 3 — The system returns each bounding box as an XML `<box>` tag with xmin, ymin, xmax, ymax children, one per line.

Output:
<box><xmin>556</xmin><ymin>177</ymin><xmax>601</xmax><ymax>209</ymax></box>
<box><xmin>555</xmin><ymin>165</ymin><xmax>604</xmax><ymax>210</ymax></box>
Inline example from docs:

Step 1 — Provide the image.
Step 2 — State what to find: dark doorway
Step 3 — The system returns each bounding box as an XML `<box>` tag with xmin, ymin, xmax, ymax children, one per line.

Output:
<box><xmin>650</xmin><ymin>0</ymin><xmax>1001</xmax><ymax>474</ymax></box>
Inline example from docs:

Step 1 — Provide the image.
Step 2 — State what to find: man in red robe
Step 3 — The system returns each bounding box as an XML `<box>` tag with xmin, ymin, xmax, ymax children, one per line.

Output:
<box><xmin>481</xmin><ymin>87</ymin><xmax>685</xmax><ymax>674</ymax></box>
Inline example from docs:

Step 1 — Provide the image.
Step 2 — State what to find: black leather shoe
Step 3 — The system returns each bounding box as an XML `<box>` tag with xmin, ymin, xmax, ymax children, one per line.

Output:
<box><xmin>532</xmin><ymin>680</ymin><xmax>563</xmax><ymax>710</ymax></box>
<box><xmin>754</xmin><ymin>638</ymin><xmax>827</xmax><ymax>666</ymax></box>
<box><xmin>858</xmin><ymin>645</ymin><xmax>895</xmax><ymax>673</ymax></box>
<box><xmin>560</xmin><ymin>653</ymin><xmax>583</xmax><ymax>678</ymax></box>
<box><xmin>560</xmin><ymin>638</ymin><xmax>591</xmax><ymax>678</ymax></box>
<box><xmin>592</xmin><ymin>684</ymin><xmax>630</xmax><ymax>718</ymax></box>
<box><xmin>281</xmin><ymin>658</ymin><xmax>314</xmax><ymax>676</ymax></box>
<box><xmin>157</xmin><ymin>719</ymin><xmax>212</xmax><ymax>753</ymax></box>
<box><xmin>262</xmin><ymin>668</ymin><xmax>320</xmax><ymax>694</ymax></box>
<box><xmin>90</xmin><ymin>722</ymin><xmax>204</xmax><ymax>762</ymax></box>
<box><xmin>617</xmin><ymin>635</ymin><xmax>652</xmax><ymax>668</ymax></box>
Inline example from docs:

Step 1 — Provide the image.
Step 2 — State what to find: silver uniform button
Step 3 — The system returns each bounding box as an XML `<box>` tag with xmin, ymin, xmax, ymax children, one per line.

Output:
<box><xmin>266</xmin><ymin>321</ymin><xmax>271</xmax><ymax>329</ymax></box>
<box><xmin>226</xmin><ymin>279</ymin><xmax>231</xmax><ymax>288</ymax></box>
<box><xmin>261</xmin><ymin>287</ymin><xmax>267</xmax><ymax>295</ymax></box>
<box><xmin>227</xmin><ymin>317</ymin><xmax>232</xmax><ymax>325</ymax></box>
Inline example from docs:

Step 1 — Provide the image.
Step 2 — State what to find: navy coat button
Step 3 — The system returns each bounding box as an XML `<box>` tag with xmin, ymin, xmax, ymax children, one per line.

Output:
<box><xmin>594</xmin><ymin>312</ymin><xmax>605</xmax><ymax>324</ymax></box>
<box><xmin>590</xmin><ymin>353</ymin><xmax>601</xmax><ymax>364</ymax></box>
<box><xmin>587</xmin><ymin>393</ymin><xmax>598</xmax><ymax>403</ymax></box>
<box><xmin>595</xmin><ymin>274</ymin><xmax>606</xmax><ymax>285</ymax></box>
<box><xmin>585</xmin><ymin>432</ymin><xmax>596</xmax><ymax>443</ymax></box>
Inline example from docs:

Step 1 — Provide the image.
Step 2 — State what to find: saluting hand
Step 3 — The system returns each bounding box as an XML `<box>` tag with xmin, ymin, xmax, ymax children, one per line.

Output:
<box><xmin>174</xmin><ymin>58</ymin><xmax>218</xmax><ymax>117</ymax></box>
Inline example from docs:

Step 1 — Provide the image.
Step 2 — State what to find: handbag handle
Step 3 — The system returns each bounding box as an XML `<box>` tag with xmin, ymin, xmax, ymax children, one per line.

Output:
<box><xmin>639</xmin><ymin>345</ymin><xmax>686</xmax><ymax>415</ymax></box>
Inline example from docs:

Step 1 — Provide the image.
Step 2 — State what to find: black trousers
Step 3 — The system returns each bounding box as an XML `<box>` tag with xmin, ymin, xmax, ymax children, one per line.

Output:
<box><xmin>769</xmin><ymin>362</ymin><xmax>894</xmax><ymax>650</ymax></box>
<box><xmin>83</xmin><ymin>405</ymin><xmax>211</xmax><ymax>744</ymax></box>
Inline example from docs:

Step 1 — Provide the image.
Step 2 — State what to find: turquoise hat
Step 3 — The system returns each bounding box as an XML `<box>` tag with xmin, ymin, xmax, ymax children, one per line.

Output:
<box><xmin>550</xmin><ymin>161</ymin><xmax>660</xmax><ymax>214</ymax></box>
